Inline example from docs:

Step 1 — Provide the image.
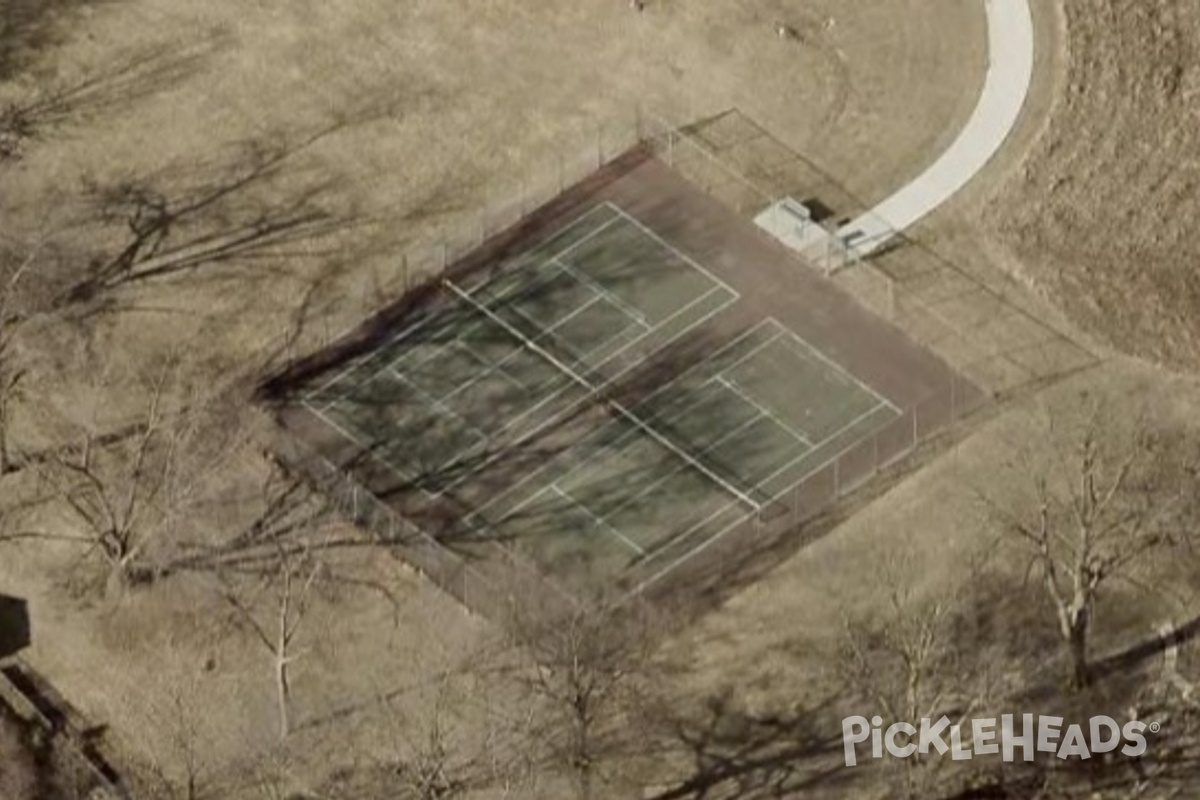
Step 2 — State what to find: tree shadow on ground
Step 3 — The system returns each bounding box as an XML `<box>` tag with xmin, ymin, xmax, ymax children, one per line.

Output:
<box><xmin>646</xmin><ymin>691</ymin><xmax>852</xmax><ymax>800</ymax></box>
<box><xmin>1</xmin><ymin>31</ymin><xmax>231</xmax><ymax>162</ymax></box>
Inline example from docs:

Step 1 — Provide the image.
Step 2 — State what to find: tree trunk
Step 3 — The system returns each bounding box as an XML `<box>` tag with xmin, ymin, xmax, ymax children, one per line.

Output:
<box><xmin>275</xmin><ymin>654</ymin><xmax>290</xmax><ymax>740</ymax></box>
<box><xmin>1067</xmin><ymin>616</ymin><xmax>1090</xmax><ymax>689</ymax></box>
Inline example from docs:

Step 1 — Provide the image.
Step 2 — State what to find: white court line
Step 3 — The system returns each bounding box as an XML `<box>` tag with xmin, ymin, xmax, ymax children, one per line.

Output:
<box><xmin>389</xmin><ymin>367</ymin><xmax>489</xmax><ymax>460</ymax></box>
<box><xmin>604</xmin><ymin>202</ymin><xmax>740</xmax><ymax>299</ymax></box>
<box><xmin>713</xmin><ymin>375</ymin><xmax>813</xmax><ymax>448</ymax></box>
<box><xmin>712</xmin><ymin>324</ymin><xmax>787</xmax><ymax>377</ymax></box>
<box><xmin>633</xmin><ymin>507</ymin><xmax>751</xmax><ymax>593</ymax></box>
<box><xmin>468</xmin><ymin>415</ymin><xmax>645</xmax><ymax>523</ymax></box>
<box><xmin>446</xmin><ymin>278</ymin><xmax>761</xmax><ymax>511</ymax></box>
<box><xmin>774</xmin><ymin>323</ymin><xmax>901</xmax><ymax>414</ymax></box>
<box><xmin>551</xmin><ymin>485</ymin><xmax>646</xmax><ymax>556</ymax></box>
<box><xmin>543</xmin><ymin>292</ymin><xmax>606</xmax><ymax>334</ymax></box>
<box><xmin>552</xmin><ymin>256</ymin><xmax>649</xmax><ymax>325</ymax></box>
<box><xmin>573</xmin><ymin>407</ymin><xmax>769</xmax><ymax>524</ymax></box>
<box><xmin>461</xmin><ymin>203</ymin><xmax>620</xmax><ymax>293</ymax></box>
<box><xmin>303</xmin><ymin>399</ymin><xmax>368</xmax><ymax>449</ymax></box>
<box><xmin>408</xmin><ymin>213</ymin><xmax>741</xmax><ymax>502</ymax></box>
<box><xmin>543</xmin><ymin>212</ymin><xmax>624</xmax><ymax>264</ymax></box>
<box><xmin>628</xmin><ymin>318</ymin><xmax>782</xmax><ymax>410</ymax></box>
<box><xmin>757</xmin><ymin>400</ymin><xmax>897</xmax><ymax>501</ymax></box>
<box><xmin>443</xmin><ymin>339</ymin><xmax>530</xmax><ymax>396</ymax></box>
<box><xmin>301</xmin><ymin>399</ymin><xmax>446</xmax><ymax>502</ymax></box>
<box><xmin>462</xmin><ymin>313</ymin><xmax>648</xmax><ymax>447</ymax></box>
<box><xmin>309</xmin><ymin>205</ymin><xmax>619</xmax><ymax>402</ymax></box>
<box><xmin>639</xmin><ymin>500</ymin><xmax>742</xmax><ymax>566</ymax></box>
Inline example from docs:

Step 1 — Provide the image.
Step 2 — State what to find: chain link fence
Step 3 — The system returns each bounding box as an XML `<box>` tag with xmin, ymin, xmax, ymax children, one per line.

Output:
<box><xmin>260</xmin><ymin>105</ymin><xmax>1093</xmax><ymax>612</ymax></box>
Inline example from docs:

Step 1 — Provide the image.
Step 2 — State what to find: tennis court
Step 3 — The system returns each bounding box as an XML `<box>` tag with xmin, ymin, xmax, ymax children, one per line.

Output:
<box><xmin>303</xmin><ymin>201</ymin><xmax>739</xmax><ymax>495</ymax></box>
<box><xmin>270</xmin><ymin>151</ymin><xmax>982</xmax><ymax>605</ymax></box>
<box><xmin>465</xmin><ymin>316</ymin><xmax>901</xmax><ymax>590</ymax></box>
<box><xmin>293</xmin><ymin>196</ymin><xmax>911</xmax><ymax>596</ymax></box>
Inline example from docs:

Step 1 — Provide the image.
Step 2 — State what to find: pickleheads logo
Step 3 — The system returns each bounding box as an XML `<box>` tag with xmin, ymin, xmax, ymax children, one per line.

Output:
<box><xmin>842</xmin><ymin>714</ymin><xmax>1154</xmax><ymax>767</ymax></box>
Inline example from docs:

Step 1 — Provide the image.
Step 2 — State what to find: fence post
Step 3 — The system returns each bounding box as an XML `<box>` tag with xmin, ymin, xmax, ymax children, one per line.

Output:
<box><xmin>950</xmin><ymin>372</ymin><xmax>958</xmax><ymax>424</ymax></box>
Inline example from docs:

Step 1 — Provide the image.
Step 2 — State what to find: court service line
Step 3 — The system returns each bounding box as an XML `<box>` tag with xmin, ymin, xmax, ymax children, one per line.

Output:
<box><xmin>626</xmin><ymin>317</ymin><xmax>782</xmax><ymax>412</ymax></box>
<box><xmin>563</xmin><ymin>407</ymin><xmax>767</xmax><ymax>528</ymax></box>
<box><xmin>712</xmin><ymin>375</ymin><xmax>813</xmax><ymax>448</ymax></box>
<box><xmin>302</xmin><ymin>400</ymin><xmax>444</xmax><ymax>502</ymax></box>
<box><xmin>632</xmin><ymin>499</ymin><xmax>743</xmax><ymax>569</ymax></box>
<box><xmin>543</xmin><ymin>213</ymin><xmax>624</xmax><ymax>264</ymax></box>
<box><xmin>443</xmin><ymin>268</ymin><xmax>737</xmax><ymax>500</ymax></box>
<box><xmin>776</xmin><ymin>324</ymin><xmax>901</xmax><ymax>414</ymax></box>
<box><xmin>390</xmin><ymin>368</ymin><xmax>490</xmax><ymax>445</ymax></box>
<box><xmin>551</xmin><ymin>484</ymin><xmax>646</xmax><ymax>556</ymax></box>
<box><xmin>758</xmin><ymin>400</ymin><xmax>896</xmax><ymax>503</ymax></box>
<box><xmin>443</xmin><ymin>339</ymin><xmax>532</xmax><ymax>395</ymax></box>
<box><xmin>445</xmin><ymin>278</ymin><xmax>761</xmax><ymax>511</ymax></box>
<box><xmin>551</xmin><ymin>256</ymin><xmax>649</xmax><ymax>324</ymax></box>
<box><xmin>313</xmin><ymin>205</ymin><xmax>619</xmax><ymax>399</ymax></box>
<box><xmin>633</xmin><ymin>506</ymin><xmax>752</xmax><ymax>593</ymax></box>
<box><xmin>605</xmin><ymin>202</ymin><xmax>740</xmax><ymax>298</ymax></box>
<box><xmin>471</xmin><ymin>418</ymin><xmax>645</xmax><ymax>524</ymax></box>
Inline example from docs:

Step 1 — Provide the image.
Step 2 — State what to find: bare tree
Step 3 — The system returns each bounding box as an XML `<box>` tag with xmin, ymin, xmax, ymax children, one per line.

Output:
<box><xmin>219</xmin><ymin>553</ymin><xmax>324</xmax><ymax>740</ymax></box>
<box><xmin>507</xmin><ymin>600</ymin><xmax>663</xmax><ymax>800</ymax></box>
<box><xmin>840</xmin><ymin>558</ymin><xmax>1001</xmax><ymax>799</ymax></box>
<box><xmin>984</xmin><ymin>396</ymin><xmax>1196</xmax><ymax>689</ymax></box>
<box><xmin>0</xmin><ymin>355</ymin><xmax>253</xmax><ymax>596</ymax></box>
<box><xmin>0</xmin><ymin>233</ymin><xmax>55</xmax><ymax>475</ymax></box>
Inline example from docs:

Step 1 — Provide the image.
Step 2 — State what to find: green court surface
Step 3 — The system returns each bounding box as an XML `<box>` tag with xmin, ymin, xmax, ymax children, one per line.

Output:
<box><xmin>300</xmin><ymin>202</ymin><xmax>899</xmax><ymax>595</ymax></box>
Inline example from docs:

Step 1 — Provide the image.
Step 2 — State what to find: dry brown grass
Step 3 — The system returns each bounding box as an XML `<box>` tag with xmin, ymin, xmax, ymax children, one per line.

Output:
<box><xmin>14</xmin><ymin>0</ymin><xmax>1200</xmax><ymax>797</ymax></box>
<box><xmin>986</xmin><ymin>0</ymin><xmax>1200</xmax><ymax>371</ymax></box>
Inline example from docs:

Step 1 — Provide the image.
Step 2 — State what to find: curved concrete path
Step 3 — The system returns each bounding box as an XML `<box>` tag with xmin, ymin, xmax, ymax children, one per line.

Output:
<box><xmin>841</xmin><ymin>0</ymin><xmax>1035</xmax><ymax>254</ymax></box>
<box><xmin>755</xmin><ymin>0</ymin><xmax>1035</xmax><ymax>260</ymax></box>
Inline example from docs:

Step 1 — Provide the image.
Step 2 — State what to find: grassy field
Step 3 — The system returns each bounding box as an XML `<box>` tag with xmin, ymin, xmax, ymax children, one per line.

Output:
<box><xmin>3</xmin><ymin>0</ymin><xmax>1200</xmax><ymax>798</ymax></box>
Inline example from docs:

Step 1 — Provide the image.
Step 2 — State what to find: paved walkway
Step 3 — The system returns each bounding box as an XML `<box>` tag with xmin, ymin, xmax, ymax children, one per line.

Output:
<box><xmin>838</xmin><ymin>0</ymin><xmax>1035</xmax><ymax>255</ymax></box>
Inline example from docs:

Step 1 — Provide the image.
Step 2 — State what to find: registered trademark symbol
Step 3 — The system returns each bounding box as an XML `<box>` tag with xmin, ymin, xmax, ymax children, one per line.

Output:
<box><xmin>1149</xmin><ymin>722</ymin><xmax>1161</xmax><ymax>734</ymax></box>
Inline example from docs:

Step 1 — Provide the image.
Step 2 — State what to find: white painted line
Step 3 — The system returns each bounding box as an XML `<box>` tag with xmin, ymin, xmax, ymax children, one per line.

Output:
<box><xmin>301</xmin><ymin>399</ymin><xmax>443</xmax><ymax>501</ymax></box>
<box><xmin>552</xmin><ymin>256</ymin><xmax>649</xmax><ymax>325</ymax></box>
<box><xmin>630</xmin><ymin>318</ymin><xmax>782</xmax><ymax>409</ymax></box>
<box><xmin>546</xmin><ymin>213</ymin><xmax>624</xmax><ymax>263</ymax></box>
<box><xmin>605</xmin><ymin>202</ymin><xmax>740</xmax><ymax>299</ymax></box>
<box><xmin>714</xmin><ymin>375</ymin><xmax>813</xmax><ymax>448</ymax></box>
<box><xmin>633</xmin><ymin>507</ymin><xmax>751</xmax><ymax>592</ymax></box>
<box><xmin>446</xmin><ymin>278</ymin><xmax>761</xmax><ymax>511</ymax></box>
<box><xmin>773</xmin><ymin>325</ymin><xmax>901</xmax><ymax>414</ymax></box>
<box><xmin>763</xmin><ymin>403</ymin><xmax>897</xmax><ymax>505</ymax></box>
<box><xmin>551</xmin><ymin>485</ymin><xmax>646</xmax><ymax>556</ymax></box>
<box><xmin>838</xmin><ymin>0</ymin><xmax>1035</xmax><ymax>254</ymax></box>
